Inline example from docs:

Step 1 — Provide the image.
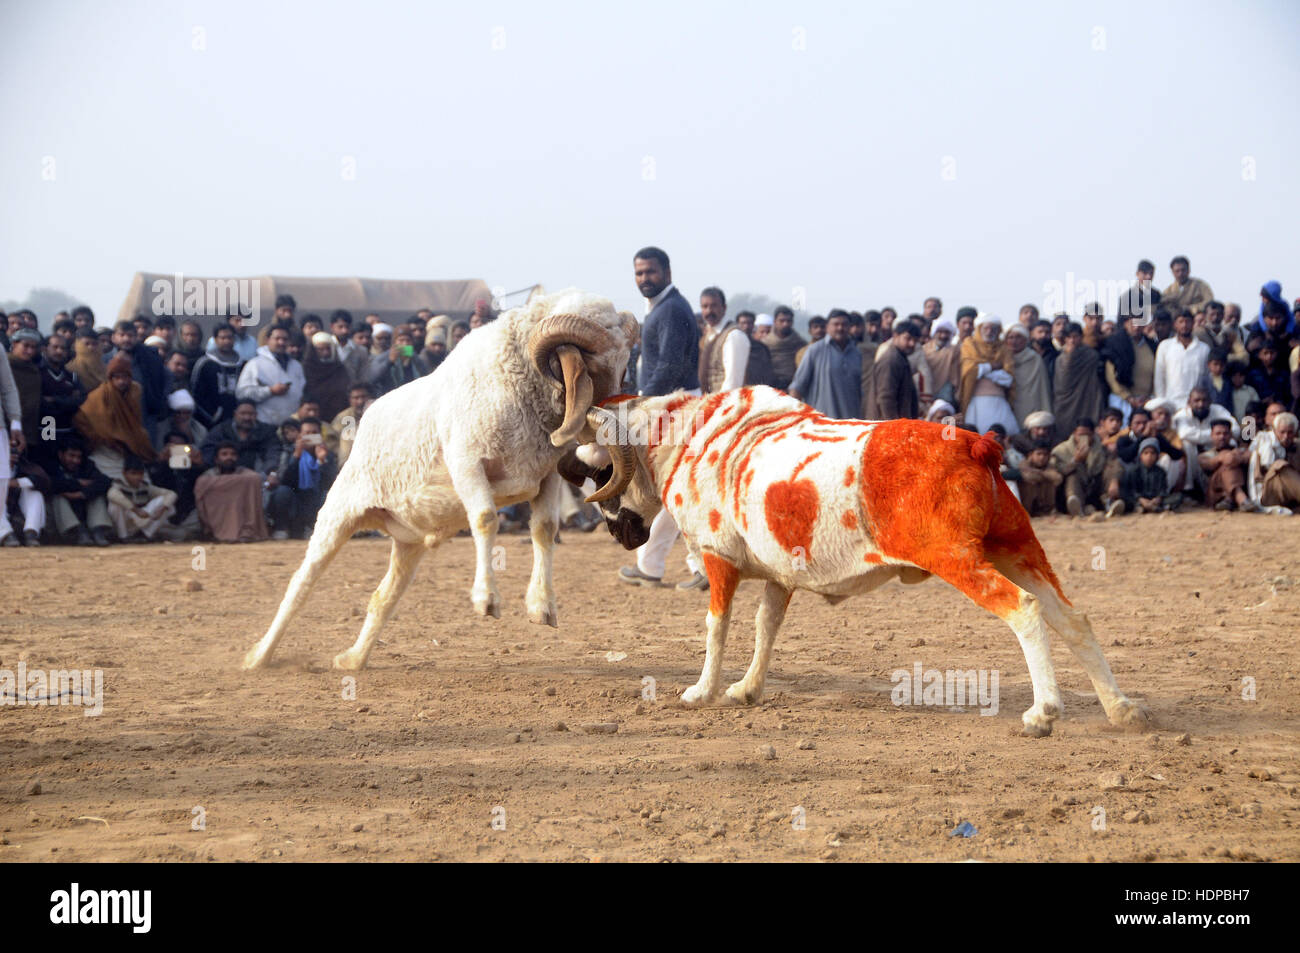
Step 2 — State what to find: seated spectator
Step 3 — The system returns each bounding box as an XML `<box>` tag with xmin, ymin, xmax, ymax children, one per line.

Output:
<box><xmin>1120</xmin><ymin>438</ymin><xmax>1182</xmax><ymax>514</ymax></box>
<box><xmin>1174</xmin><ymin>384</ymin><xmax>1238</xmax><ymax>461</ymax></box>
<box><xmin>37</xmin><ymin>331</ymin><xmax>87</xmax><ymax>469</ymax></box>
<box><xmin>46</xmin><ymin>437</ymin><xmax>111</xmax><ymax>546</ymax></box>
<box><xmin>191</xmin><ymin>323</ymin><xmax>246</xmax><ymax>426</ymax></box>
<box><xmin>291</xmin><ymin>400</ymin><xmax>337</xmax><ymax>454</ymax></box>
<box><xmin>72</xmin><ymin>353</ymin><xmax>158</xmax><ymax>481</ymax></box>
<box><xmin>2</xmin><ymin>450</ymin><xmax>49</xmax><ymax>547</ymax></box>
<box><xmin>1247</xmin><ymin>411</ymin><xmax>1300</xmax><ymax>515</ymax></box>
<box><xmin>267</xmin><ymin>417</ymin><xmax>338</xmax><ymax>539</ymax></box>
<box><xmin>150</xmin><ymin>432</ymin><xmax>206</xmax><ymax>541</ymax></box>
<box><xmin>369</xmin><ymin>327</ymin><xmax>430</xmax><ymax>396</ymax></box>
<box><xmin>107</xmin><ymin>455</ymin><xmax>177</xmax><ymax>542</ymax></box>
<box><xmin>1249</xmin><ymin>338</ymin><xmax>1291</xmax><ymax>404</ymax></box>
<box><xmin>1199</xmin><ymin>419</ymin><xmax>1256</xmax><ymax>512</ymax></box>
<box><xmin>331</xmin><ymin>383</ymin><xmax>374</xmax><ymax>467</ymax></box>
<box><xmin>194</xmin><ymin>440</ymin><xmax>270</xmax><ymax>542</ymax></box>
<box><xmin>1115</xmin><ymin>407</ymin><xmax>1152</xmax><ymax>463</ymax></box>
<box><xmin>1017</xmin><ymin>439</ymin><xmax>1062</xmax><ymax>516</ymax></box>
<box><xmin>1227</xmin><ymin>361</ymin><xmax>1259</xmax><ymax>422</ymax></box>
<box><xmin>1145</xmin><ymin>397</ymin><xmax>1192</xmax><ymax>494</ymax></box>
<box><xmin>1096</xmin><ymin>407</ymin><xmax>1126</xmax><ymax>510</ymax></box>
<box><xmin>159</xmin><ymin>389</ymin><xmax>207</xmax><ymax>452</ymax></box>
<box><xmin>1010</xmin><ymin>410</ymin><xmax>1056</xmax><ymax>456</ymax></box>
<box><xmin>201</xmin><ymin>399</ymin><xmax>279</xmax><ymax>474</ymax></box>
<box><xmin>1051</xmin><ymin>418</ymin><xmax>1107</xmax><ymax>516</ymax></box>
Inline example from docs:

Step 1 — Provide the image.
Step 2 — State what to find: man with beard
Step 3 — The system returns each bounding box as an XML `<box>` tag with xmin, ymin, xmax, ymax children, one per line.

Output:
<box><xmin>331</xmin><ymin>383</ymin><xmax>374</xmax><ymax>467</ymax></box>
<box><xmin>1011</xmin><ymin>410</ymin><xmax>1057</xmax><ymax>457</ymax></box>
<box><xmin>1029</xmin><ymin>318</ymin><xmax>1058</xmax><ymax>384</ymax></box>
<box><xmin>1173</xmin><ymin>386</ymin><xmax>1238</xmax><ymax>453</ymax></box>
<box><xmin>1199</xmin><ymin>419</ymin><xmax>1256</xmax><ymax>511</ymax></box>
<box><xmin>176</xmin><ymin>320</ymin><xmax>207</xmax><ymax>369</ymax></box>
<box><xmin>865</xmin><ymin>320</ymin><xmax>921</xmax><ymax>420</ymax></box>
<box><xmin>1053</xmin><ymin>322</ymin><xmax>1107</xmax><ymax>439</ymax></box>
<box><xmin>923</xmin><ymin>316</ymin><xmax>961</xmax><ymax>406</ymax></box>
<box><xmin>7</xmin><ymin>330</ymin><xmax>44</xmax><ymax>457</ymax></box>
<box><xmin>1005</xmin><ymin>323</ymin><xmax>1052</xmax><ymax>427</ymax></box>
<box><xmin>958</xmin><ymin>314</ymin><xmax>1018</xmax><ymax>434</ymax></box>
<box><xmin>1194</xmin><ymin>300</ymin><xmax>1248</xmax><ymax>363</ymax></box>
<box><xmin>37</xmin><ymin>333</ymin><xmax>87</xmax><ymax>468</ymax></box>
<box><xmin>922</xmin><ymin>297</ymin><xmax>943</xmax><ymax>325</ymax></box>
<box><xmin>765</xmin><ymin>306</ymin><xmax>806</xmax><ymax>390</ymax></box>
<box><xmin>618</xmin><ymin>246</ymin><xmax>702</xmax><ymax>590</ymax></box>
<box><xmin>237</xmin><ymin>325</ymin><xmax>305</xmax><ymax>425</ymax></box>
<box><xmin>107</xmin><ymin>319</ymin><xmax>169</xmax><ymax>436</ymax></box>
<box><xmin>421</xmin><ymin>323</ymin><xmax>449</xmax><ymax>373</ymax></box>
<box><xmin>1102</xmin><ymin>313</ymin><xmax>1158</xmax><ymax>426</ymax></box>
<box><xmin>194</xmin><ymin>441</ymin><xmax>270</xmax><ymax>542</ymax></box>
<box><xmin>1248</xmin><ymin>411</ymin><xmax>1300</xmax><ymax>515</ymax></box>
<box><xmin>1116</xmin><ymin>259</ymin><xmax>1162</xmax><ymax>327</ymax></box>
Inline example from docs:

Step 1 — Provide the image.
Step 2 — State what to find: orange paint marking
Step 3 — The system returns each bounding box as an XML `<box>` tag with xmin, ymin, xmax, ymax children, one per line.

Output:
<box><xmin>799</xmin><ymin>432</ymin><xmax>846</xmax><ymax>442</ymax></box>
<box><xmin>674</xmin><ymin>493</ymin><xmax>683</xmax><ymax>507</ymax></box>
<box><xmin>707</xmin><ymin>450</ymin><xmax>718</xmax><ymax>465</ymax></box>
<box><xmin>702</xmin><ymin>552</ymin><xmax>740</xmax><ymax>616</ymax></box>
<box><xmin>842</xmin><ymin>510</ymin><xmax>858</xmax><ymax>530</ymax></box>
<box><xmin>730</xmin><ymin>412</ymin><xmax>813</xmax><ymax>519</ymax></box>
<box><xmin>597</xmin><ymin>393</ymin><xmax>637</xmax><ymax>407</ymax></box>
<box><xmin>764</xmin><ymin>479</ymin><xmax>819</xmax><ymax>557</ymax></box>
<box><xmin>857</xmin><ymin>420</ymin><xmax>1030</xmax><ymax>616</ymax></box>
<box><xmin>790</xmin><ymin>451</ymin><xmax>821</xmax><ymax>481</ymax></box>
<box><xmin>709</xmin><ymin>509</ymin><xmax>721</xmax><ymax>532</ymax></box>
<box><xmin>864</xmin><ymin>552</ymin><xmax>883</xmax><ymax>564</ymax></box>
<box><xmin>844</xmin><ymin>466</ymin><xmax>856</xmax><ymax>487</ymax></box>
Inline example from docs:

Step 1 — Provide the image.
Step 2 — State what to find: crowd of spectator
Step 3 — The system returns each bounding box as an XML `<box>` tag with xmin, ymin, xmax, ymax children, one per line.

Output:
<box><xmin>0</xmin><ymin>296</ymin><xmax>496</xmax><ymax>546</ymax></box>
<box><xmin>4</xmin><ymin>255</ymin><xmax>1299</xmax><ymax>552</ymax></box>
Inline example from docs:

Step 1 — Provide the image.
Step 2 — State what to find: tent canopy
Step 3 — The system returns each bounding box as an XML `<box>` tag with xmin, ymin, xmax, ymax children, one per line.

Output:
<box><xmin>116</xmin><ymin>273</ymin><xmax>495</xmax><ymax>335</ymax></box>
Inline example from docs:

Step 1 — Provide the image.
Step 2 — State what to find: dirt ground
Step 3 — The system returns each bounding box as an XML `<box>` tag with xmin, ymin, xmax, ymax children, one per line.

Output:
<box><xmin>2</xmin><ymin>509</ymin><xmax>1297</xmax><ymax>862</ymax></box>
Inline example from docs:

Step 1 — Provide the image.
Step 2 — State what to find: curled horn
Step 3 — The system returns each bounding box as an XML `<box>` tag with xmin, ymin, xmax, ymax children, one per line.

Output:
<box><xmin>529</xmin><ymin>313</ymin><xmax>621</xmax><ymax>446</ymax></box>
<box><xmin>583</xmin><ymin>406</ymin><xmax>637</xmax><ymax>504</ymax></box>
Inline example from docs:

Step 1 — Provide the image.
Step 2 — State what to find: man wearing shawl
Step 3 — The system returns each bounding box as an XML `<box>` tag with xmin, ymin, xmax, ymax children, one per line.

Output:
<box><xmin>303</xmin><ymin>332</ymin><xmax>352</xmax><ymax>420</ymax></box>
<box><xmin>194</xmin><ymin>440</ymin><xmax>270</xmax><ymax>542</ymax></box>
<box><xmin>7</xmin><ymin>330</ymin><xmax>46</xmax><ymax>454</ymax></box>
<box><xmin>69</xmin><ymin>330</ymin><xmax>106</xmax><ymax>392</ymax></box>
<box><xmin>1052</xmin><ymin>322</ymin><xmax>1107</xmax><ymax>439</ymax></box>
<box><xmin>73</xmin><ymin>353</ymin><xmax>158</xmax><ymax>481</ymax></box>
<box><xmin>764</xmin><ymin>307</ymin><xmax>805</xmax><ymax>391</ymax></box>
<box><xmin>1161</xmin><ymin>256</ymin><xmax>1215</xmax><ymax>319</ymax></box>
<box><xmin>1247</xmin><ymin>412</ymin><xmax>1300</xmax><ymax>514</ymax></box>
<box><xmin>959</xmin><ymin>313</ymin><xmax>1018</xmax><ymax>435</ymax></box>
<box><xmin>923</xmin><ymin>317</ymin><xmax>961</xmax><ymax>407</ymax></box>
<box><xmin>1005</xmin><ymin>324</ymin><xmax>1051</xmax><ymax>427</ymax></box>
<box><xmin>1102</xmin><ymin>314</ymin><xmax>1158</xmax><ymax>425</ymax></box>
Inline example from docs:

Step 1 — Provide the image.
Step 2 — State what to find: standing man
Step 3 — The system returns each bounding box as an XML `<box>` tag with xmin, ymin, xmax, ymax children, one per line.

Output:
<box><xmin>789</xmin><ymin>311</ymin><xmax>861</xmax><ymax>418</ymax></box>
<box><xmin>1162</xmin><ymin>256</ymin><xmax>1214</xmax><ymax>320</ymax></box>
<box><xmin>236</xmin><ymin>326</ymin><xmax>305</xmax><ymax>426</ymax></box>
<box><xmin>764</xmin><ymin>306</ymin><xmax>806</xmax><ymax>390</ymax></box>
<box><xmin>618</xmin><ymin>247</ymin><xmax>702</xmax><ymax>590</ymax></box>
<box><xmin>1154</xmin><ymin>310</ymin><xmax>1211</xmax><ymax>409</ymax></box>
<box><xmin>865</xmin><ymin>320</ymin><xmax>920</xmax><ymax>420</ymax></box>
<box><xmin>696</xmin><ymin>287</ymin><xmax>749</xmax><ymax>397</ymax></box>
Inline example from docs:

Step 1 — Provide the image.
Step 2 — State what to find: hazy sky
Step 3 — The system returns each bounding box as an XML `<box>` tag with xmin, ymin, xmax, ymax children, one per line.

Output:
<box><xmin>3</xmin><ymin>0</ymin><xmax>1298</xmax><ymax>326</ymax></box>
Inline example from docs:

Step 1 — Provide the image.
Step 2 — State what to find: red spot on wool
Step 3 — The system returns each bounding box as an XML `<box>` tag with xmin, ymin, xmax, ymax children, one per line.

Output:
<box><xmin>841</xmin><ymin>510</ymin><xmax>858</xmax><ymax>530</ymax></box>
<box><xmin>791</xmin><ymin>452</ymin><xmax>821</xmax><ymax>481</ymax></box>
<box><xmin>709</xmin><ymin>509</ymin><xmax>721</xmax><ymax>532</ymax></box>
<box><xmin>702</xmin><ymin>552</ymin><xmax>740</xmax><ymax>616</ymax></box>
<box><xmin>674</xmin><ymin>493</ymin><xmax>683</xmax><ymax>507</ymax></box>
<box><xmin>799</xmin><ymin>432</ymin><xmax>846</xmax><ymax>442</ymax></box>
<box><xmin>764</xmin><ymin>479</ymin><xmax>819</xmax><ymax>557</ymax></box>
<box><xmin>773</xmin><ymin>434</ymin><xmax>787</xmax><ymax>442</ymax></box>
<box><xmin>857</xmin><ymin>420</ymin><xmax>1032</xmax><ymax>616</ymax></box>
<box><xmin>707</xmin><ymin>450</ymin><xmax>718</xmax><ymax>465</ymax></box>
<box><xmin>844</xmin><ymin>466</ymin><xmax>856</xmax><ymax>487</ymax></box>
<box><xmin>864</xmin><ymin>552</ymin><xmax>883</xmax><ymax>564</ymax></box>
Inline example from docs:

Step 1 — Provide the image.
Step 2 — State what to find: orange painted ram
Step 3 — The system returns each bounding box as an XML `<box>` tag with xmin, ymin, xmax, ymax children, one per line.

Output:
<box><xmin>560</xmin><ymin>385</ymin><xmax>1148</xmax><ymax>737</ymax></box>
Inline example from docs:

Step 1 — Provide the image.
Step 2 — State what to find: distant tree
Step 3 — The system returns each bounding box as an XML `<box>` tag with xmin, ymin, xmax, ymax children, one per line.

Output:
<box><xmin>0</xmin><ymin>287</ymin><xmax>86</xmax><ymax>330</ymax></box>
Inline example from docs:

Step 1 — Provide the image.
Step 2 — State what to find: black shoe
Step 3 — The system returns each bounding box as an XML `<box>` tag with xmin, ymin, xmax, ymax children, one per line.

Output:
<box><xmin>676</xmin><ymin>571</ymin><xmax>710</xmax><ymax>591</ymax></box>
<box><xmin>91</xmin><ymin>527</ymin><xmax>110</xmax><ymax>547</ymax></box>
<box><xmin>23</xmin><ymin>530</ymin><xmax>40</xmax><ymax>547</ymax></box>
<box><xmin>0</xmin><ymin>533</ymin><xmax>18</xmax><ymax>548</ymax></box>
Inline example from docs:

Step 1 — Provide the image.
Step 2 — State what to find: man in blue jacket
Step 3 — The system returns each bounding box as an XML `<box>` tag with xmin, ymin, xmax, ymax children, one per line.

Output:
<box><xmin>618</xmin><ymin>247</ymin><xmax>709</xmax><ymax>591</ymax></box>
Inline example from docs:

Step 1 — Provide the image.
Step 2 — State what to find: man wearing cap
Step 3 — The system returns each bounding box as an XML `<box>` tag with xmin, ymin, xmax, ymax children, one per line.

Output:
<box><xmin>1011</xmin><ymin>410</ymin><xmax>1056</xmax><ymax>457</ymax></box>
<box><xmin>618</xmin><ymin>246</ymin><xmax>703</xmax><ymax>590</ymax></box>
<box><xmin>764</xmin><ymin>306</ymin><xmax>805</xmax><ymax>391</ymax></box>
<box><xmin>1119</xmin><ymin>436</ymin><xmax>1181</xmax><ymax>514</ymax></box>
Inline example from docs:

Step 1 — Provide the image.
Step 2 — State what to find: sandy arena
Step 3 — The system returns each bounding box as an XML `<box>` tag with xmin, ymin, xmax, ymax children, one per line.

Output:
<box><xmin>1</xmin><ymin>510</ymin><xmax>1297</xmax><ymax>862</ymax></box>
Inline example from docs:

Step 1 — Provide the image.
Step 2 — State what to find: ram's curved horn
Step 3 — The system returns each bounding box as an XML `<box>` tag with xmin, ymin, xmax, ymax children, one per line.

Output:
<box><xmin>528</xmin><ymin>313</ymin><xmax>622</xmax><ymax>446</ymax></box>
<box><xmin>583</xmin><ymin>407</ymin><xmax>637</xmax><ymax>503</ymax></box>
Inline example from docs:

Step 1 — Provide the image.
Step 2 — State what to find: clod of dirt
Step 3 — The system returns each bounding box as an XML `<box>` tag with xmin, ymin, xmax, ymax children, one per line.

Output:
<box><xmin>182</xmin><ymin>578</ymin><xmax>202</xmax><ymax>592</ymax></box>
<box><xmin>761</xmin><ymin>745</ymin><xmax>777</xmax><ymax>760</ymax></box>
<box><xmin>24</xmin><ymin>780</ymin><xmax>41</xmax><ymax>796</ymax></box>
<box><xmin>351</xmin><ymin>823</ymin><xmax>364</xmax><ymax>833</ymax></box>
<box><xmin>1122</xmin><ymin>810</ymin><xmax>1151</xmax><ymax>824</ymax></box>
<box><xmin>1241</xmin><ymin>802</ymin><xmax>1263</xmax><ymax>818</ymax></box>
<box><xmin>552</xmin><ymin>721</ymin><xmax>568</xmax><ymax>732</ymax></box>
<box><xmin>1176</xmin><ymin>733</ymin><xmax>1191</xmax><ymax>746</ymax></box>
<box><xmin>1248</xmin><ymin>767</ymin><xmax>1273</xmax><ymax>781</ymax></box>
<box><xmin>1098</xmin><ymin>772</ymin><xmax>1127</xmax><ymax>790</ymax></box>
<box><xmin>797</xmin><ymin>739</ymin><xmax>816</xmax><ymax>750</ymax></box>
<box><xmin>582</xmin><ymin>723</ymin><xmax>618</xmax><ymax>734</ymax></box>
<box><xmin>544</xmin><ymin>686</ymin><xmax>556</xmax><ymax>696</ymax></box>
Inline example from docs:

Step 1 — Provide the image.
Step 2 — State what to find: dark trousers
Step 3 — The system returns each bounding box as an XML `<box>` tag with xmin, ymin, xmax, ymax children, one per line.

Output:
<box><xmin>267</xmin><ymin>485</ymin><xmax>325</xmax><ymax>538</ymax></box>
